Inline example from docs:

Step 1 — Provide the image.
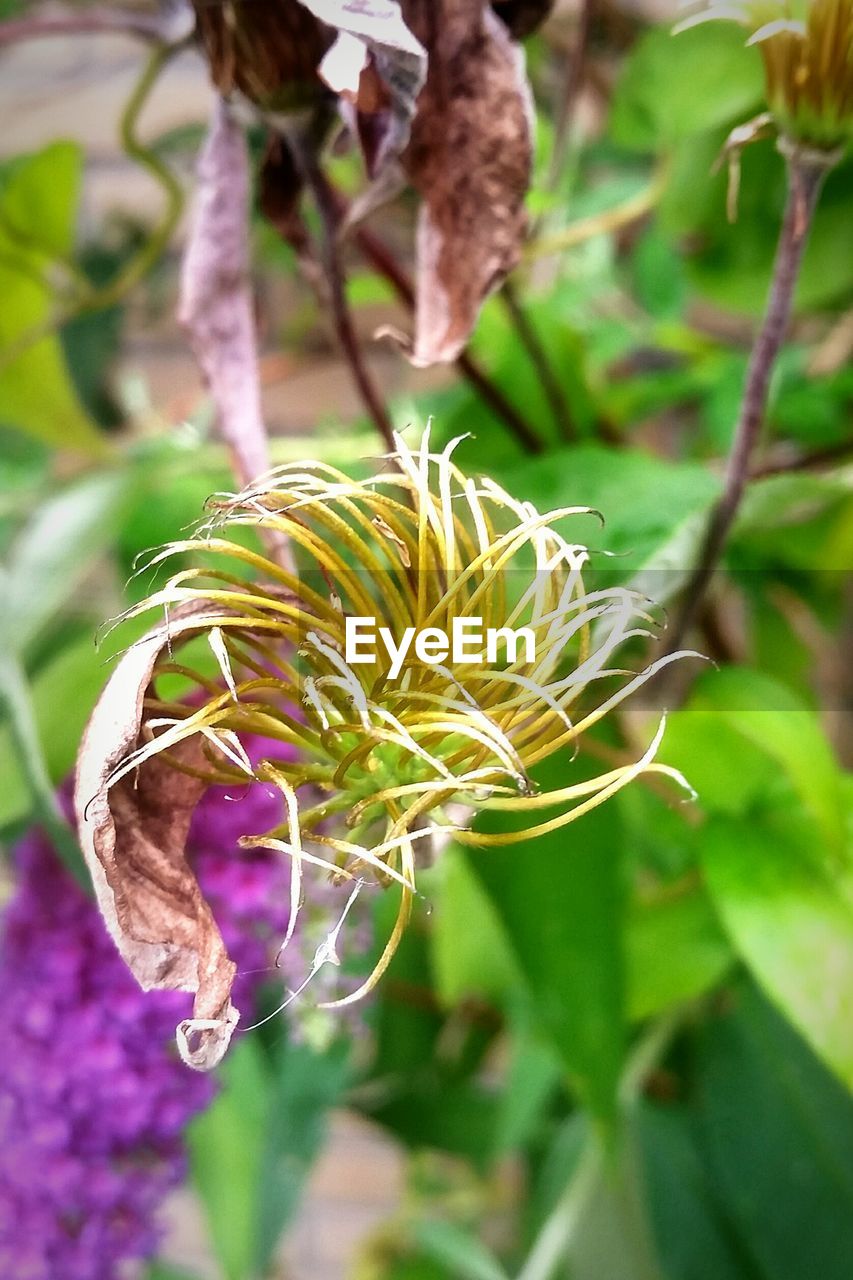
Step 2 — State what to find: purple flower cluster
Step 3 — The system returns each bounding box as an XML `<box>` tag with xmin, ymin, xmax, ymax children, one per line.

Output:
<box><xmin>0</xmin><ymin>770</ymin><xmax>288</xmax><ymax>1280</ymax></box>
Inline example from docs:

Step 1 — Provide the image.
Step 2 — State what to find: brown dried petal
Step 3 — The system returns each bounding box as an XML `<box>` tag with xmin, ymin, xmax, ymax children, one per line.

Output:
<box><xmin>179</xmin><ymin>100</ymin><xmax>271</xmax><ymax>489</ymax></box>
<box><xmin>402</xmin><ymin>0</ymin><xmax>534</xmax><ymax>365</ymax></box>
<box><xmin>191</xmin><ymin>0</ymin><xmax>424</xmax><ymax>177</ymax></box>
<box><xmin>302</xmin><ymin>0</ymin><xmax>427</xmax><ymax>176</ymax></box>
<box><xmin>74</xmin><ymin>606</ymin><xmax>240</xmax><ymax>1072</ymax></box>
<box><xmin>192</xmin><ymin>0</ymin><xmax>330</xmax><ymax>107</ymax></box>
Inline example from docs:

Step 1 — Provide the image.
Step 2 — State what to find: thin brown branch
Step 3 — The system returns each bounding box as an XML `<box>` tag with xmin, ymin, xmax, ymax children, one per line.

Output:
<box><xmin>749</xmin><ymin>436</ymin><xmax>853</xmax><ymax>479</ymax></box>
<box><xmin>352</xmin><ymin>224</ymin><xmax>545</xmax><ymax>453</ymax></box>
<box><xmin>663</xmin><ymin>144</ymin><xmax>834</xmax><ymax>656</ymax></box>
<box><xmin>262</xmin><ymin>165</ymin><xmax>544</xmax><ymax>453</ymax></box>
<box><xmin>500</xmin><ymin>279</ymin><xmax>576</xmax><ymax>441</ymax></box>
<box><xmin>548</xmin><ymin>0</ymin><xmax>594</xmax><ymax>188</ymax></box>
<box><xmin>453</xmin><ymin>346</ymin><xmax>545</xmax><ymax>454</ymax></box>
<box><xmin>0</xmin><ymin>6</ymin><xmax>173</xmax><ymax>47</ymax></box>
<box><xmin>291</xmin><ymin>148</ymin><xmax>396</xmax><ymax>454</ymax></box>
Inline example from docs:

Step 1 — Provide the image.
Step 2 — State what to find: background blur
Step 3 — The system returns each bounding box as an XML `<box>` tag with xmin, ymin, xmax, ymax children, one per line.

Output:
<box><xmin>1</xmin><ymin>1</ymin><xmax>852</xmax><ymax>1278</ymax></box>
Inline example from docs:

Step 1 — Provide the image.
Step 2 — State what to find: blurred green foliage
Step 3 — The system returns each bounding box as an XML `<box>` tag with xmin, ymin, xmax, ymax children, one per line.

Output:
<box><xmin>0</xmin><ymin>9</ymin><xmax>851</xmax><ymax>1280</ymax></box>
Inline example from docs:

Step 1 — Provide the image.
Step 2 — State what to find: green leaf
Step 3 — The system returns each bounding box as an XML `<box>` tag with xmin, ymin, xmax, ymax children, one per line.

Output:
<box><xmin>2</xmin><ymin>468</ymin><xmax>133</xmax><ymax>653</ymax></box>
<box><xmin>526</xmin><ymin>1119</ymin><xmax>663</xmax><ymax>1280</ymax></box>
<box><xmin>0</xmin><ymin>428</ymin><xmax>49</xmax><ymax>548</ymax></box>
<box><xmin>0</xmin><ymin>267</ymin><xmax>106</xmax><ymax>453</ymax></box>
<box><xmin>188</xmin><ymin>1037</ymin><xmax>270</xmax><ymax>1280</ymax></box>
<box><xmin>146</xmin><ymin>1265</ymin><xmax>203</xmax><ymax>1280</ymax></box>
<box><xmin>413</xmin><ymin>1221</ymin><xmax>509</xmax><ymax>1280</ymax></box>
<box><xmin>367</xmin><ymin>1078</ymin><xmax>501</xmax><ymax>1162</ymax></box>
<box><xmin>630</xmin><ymin>227</ymin><xmax>687</xmax><ymax>320</ymax></box>
<box><xmin>346</xmin><ymin>269</ymin><xmax>398</xmax><ymax>307</ymax></box>
<box><xmin>610</xmin><ymin>24</ymin><xmax>762</xmax><ymax>152</ymax></box>
<box><xmin>626</xmin><ymin>888</ymin><xmax>732</xmax><ymax>1022</ymax></box>
<box><xmin>661</xmin><ymin>135</ymin><xmax>853</xmax><ymax>314</ymax></box>
<box><xmin>188</xmin><ymin>1034</ymin><xmax>349</xmax><ymax>1280</ymax></box>
<box><xmin>658</xmin><ymin>709</ymin><xmax>778</xmax><ymax>819</ymax></box>
<box><xmin>624</xmin><ymin>504</ymin><xmax>719</xmax><ymax>616</ymax></box>
<box><xmin>468</xmin><ymin>751</ymin><xmax>627</xmax><ymax>1125</ymax></box>
<box><xmin>467</xmin><ymin>289</ymin><xmax>599</xmax><ymax>447</ymax></box>
<box><xmin>736</xmin><ymin>466</ymin><xmax>853</xmax><ymax>539</ymax></box>
<box><xmin>704</xmin><ymin>815</ymin><xmax>853</xmax><ymax>1087</ymax></box>
<box><xmin>678</xmin><ymin>667</ymin><xmax>846</xmax><ymax>852</ymax></box>
<box><xmin>0</xmin><ymin>144</ymin><xmax>105</xmax><ymax>453</ymax></box>
<box><xmin>0</xmin><ymin>634</ymin><xmax>109</xmax><ymax>830</ymax></box>
<box><xmin>1</xmin><ymin>142</ymin><xmax>81</xmax><ymax>260</ymax></box>
<box><xmin>491</xmin><ymin>1027</ymin><xmax>563</xmax><ymax>1158</ymax></box>
<box><xmin>430</xmin><ymin>844</ymin><xmax>521</xmax><ymax>1007</ymax></box>
<box><xmin>493</xmin><ymin>445</ymin><xmax>720</xmax><ymax>584</ymax></box>
<box><xmin>254</xmin><ymin>1038</ymin><xmax>350</xmax><ymax>1271</ymax></box>
<box><xmin>0</xmin><ymin>645</ymin><xmax>87</xmax><ymax>882</ymax></box>
<box><xmin>567</xmin><ymin>1126</ymin><xmax>665</xmax><ymax>1280</ymax></box>
<box><xmin>372</xmin><ymin>890</ymin><xmax>447</xmax><ymax>1077</ymax></box>
<box><xmin>638</xmin><ymin>1102</ymin><xmax>760</xmax><ymax>1280</ymax></box>
<box><xmin>694</xmin><ymin>982</ymin><xmax>853</xmax><ymax>1278</ymax></box>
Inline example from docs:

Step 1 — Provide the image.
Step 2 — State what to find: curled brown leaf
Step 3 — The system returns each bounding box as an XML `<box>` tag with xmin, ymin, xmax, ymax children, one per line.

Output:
<box><xmin>192</xmin><ymin>0</ymin><xmax>330</xmax><ymax>107</ymax></box>
<box><xmin>401</xmin><ymin>0</ymin><xmax>534</xmax><ymax>365</ymax></box>
<box><xmin>192</xmin><ymin>0</ymin><xmax>425</xmax><ymax>182</ymax></box>
<box><xmin>300</xmin><ymin>0</ymin><xmax>427</xmax><ymax>177</ymax></box>
<box><xmin>179</xmin><ymin>99</ymin><xmax>273</xmax><ymax>496</ymax></box>
<box><xmin>74</xmin><ymin>606</ymin><xmax>241</xmax><ymax>1071</ymax></box>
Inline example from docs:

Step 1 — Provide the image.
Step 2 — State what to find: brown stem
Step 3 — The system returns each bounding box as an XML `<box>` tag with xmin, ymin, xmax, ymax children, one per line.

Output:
<box><xmin>292</xmin><ymin>148</ymin><xmax>396</xmax><ymax>454</ymax></box>
<box><xmin>548</xmin><ymin>0</ymin><xmax>594</xmax><ymax>188</ymax></box>
<box><xmin>749</xmin><ymin>436</ymin><xmax>853</xmax><ymax>478</ymax></box>
<box><xmin>352</xmin><ymin>224</ymin><xmax>545</xmax><ymax>453</ymax></box>
<box><xmin>0</xmin><ymin>7</ymin><xmax>171</xmax><ymax>46</ymax></box>
<box><xmin>663</xmin><ymin>146</ymin><xmax>832</xmax><ymax>656</ymax></box>
<box><xmin>453</xmin><ymin>347</ymin><xmax>545</xmax><ymax>453</ymax></box>
<box><xmin>500</xmin><ymin>279</ymin><xmax>576</xmax><ymax>441</ymax></box>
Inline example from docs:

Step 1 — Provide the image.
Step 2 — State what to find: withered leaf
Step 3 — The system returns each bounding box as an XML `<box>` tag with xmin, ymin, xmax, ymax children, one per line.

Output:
<box><xmin>191</xmin><ymin>0</ymin><xmax>331</xmax><ymax>108</ymax></box>
<box><xmin>300</xmin><ymin>0</ymin><xmax>427</xmax><ymax>178</ymax></box>
<box><xmin>401</xmin><ymin>0</ymin><xmax>534</xmax><ymax>365</ymax></box>
<box><xmin>179</xmin><ymin>99</ymin><xmax>271</xmax><ymax>490</ymax></box>
<box><xmin>75</xmin><ymin>606</ymin><xmax>241</xmax><ymax>1071</ymax></box>
<box><xmin>192</xmin><ymin>0</ymin><xmax>425</xmax><ymax>181</ymax></box>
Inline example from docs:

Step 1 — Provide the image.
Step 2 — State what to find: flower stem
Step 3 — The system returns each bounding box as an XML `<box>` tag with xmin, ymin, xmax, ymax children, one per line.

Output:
<box><xmin>664</xmin><ymin>144</ymin><xmax>833</xmax><ymax>655</ymax></box>
<box><xmin>291</xmin><ymin>140</ymin><xmax>396</xmax><ymax>454</ymax></box>
<box><xmin>500</xmin><ymin>280</ymin><xmax>577</xmax><ymax>441</ymax></box>
<box><xmin>352</xmin><ymin>223</ymin><xmax>546</xmax><ymax>453</ymax></box>
<box><xmin>547</xmin><ymin>0</ymin><xmax>594</xmax><ymax>189</ymax></box>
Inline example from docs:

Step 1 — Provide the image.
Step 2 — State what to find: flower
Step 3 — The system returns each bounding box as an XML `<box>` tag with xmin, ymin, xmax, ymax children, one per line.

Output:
<box><xmin>677</xmin><ymin>0</ymin><xmax>853</xmax><ymax>149</ymax></box>
<box><xmin>0</xmin><ymin>765</ymin><xmax>289</xmax><ymax>1280</ymax></box>
<box><xmin>95</xmin><ymin>430</ymin><xmax>692</xmax><ymax>1020</ymax></box>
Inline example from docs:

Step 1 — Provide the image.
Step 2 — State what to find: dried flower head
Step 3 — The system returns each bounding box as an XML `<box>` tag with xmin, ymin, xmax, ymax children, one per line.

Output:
<box><xmin>77</xmin><ymin>431</ymin><xmax>692</xmax><ymax>1066</ymax></box>
<box><xmin>677</xmin><ymin>0</ymin><xmax>853</xmax><ymax>149</ymax></box>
